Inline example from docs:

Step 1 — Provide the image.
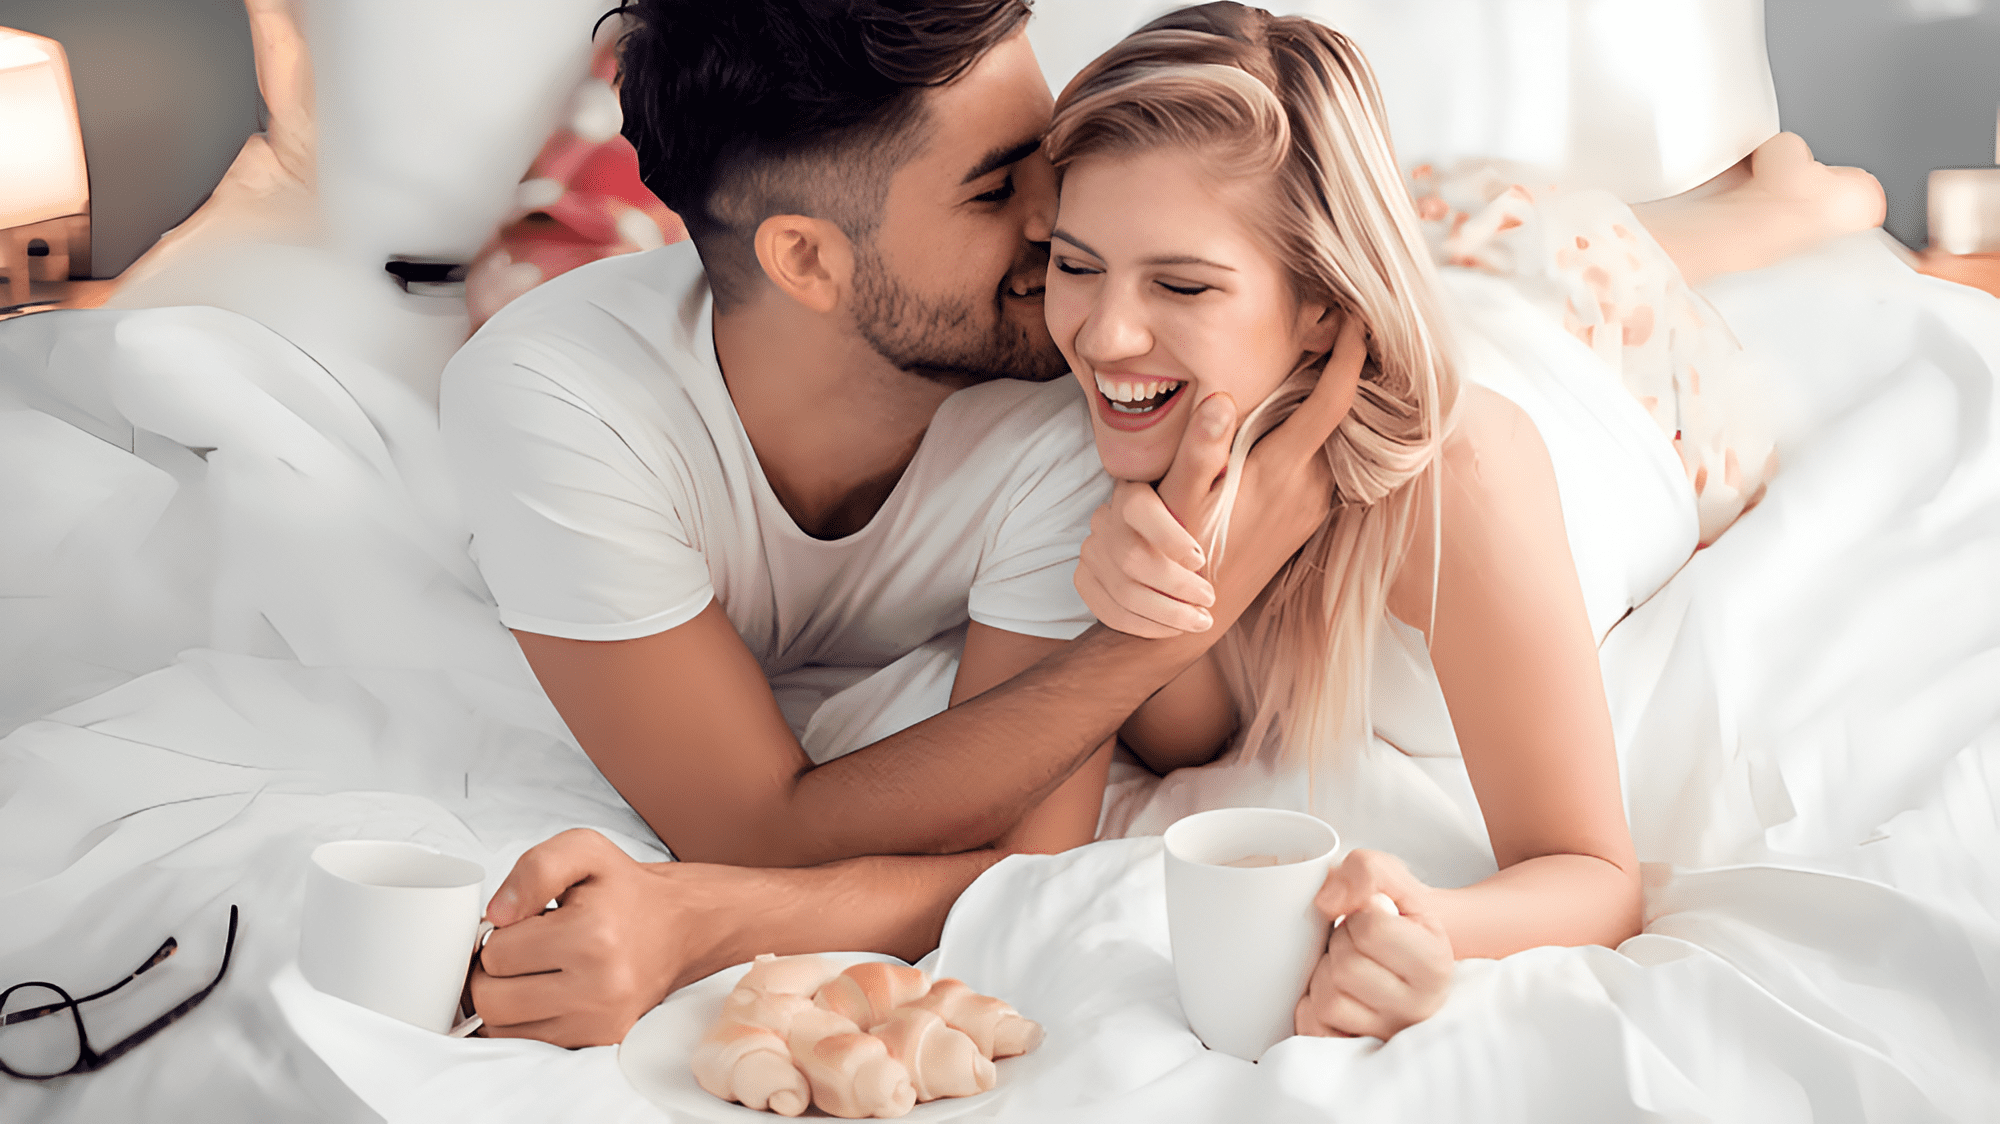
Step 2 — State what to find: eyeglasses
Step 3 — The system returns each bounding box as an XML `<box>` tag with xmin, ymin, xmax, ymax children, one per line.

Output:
<box><xmin>0</xmin><ymin>905</ymin><xmax>239</xmax><ymax>1081</ymax></box>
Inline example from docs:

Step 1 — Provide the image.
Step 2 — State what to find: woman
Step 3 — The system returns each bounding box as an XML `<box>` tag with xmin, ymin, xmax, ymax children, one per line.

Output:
<box><xmin>1046</xmin><ymin>3</ymin><xmax>1882</xmax><ymax>1040</ymax></box>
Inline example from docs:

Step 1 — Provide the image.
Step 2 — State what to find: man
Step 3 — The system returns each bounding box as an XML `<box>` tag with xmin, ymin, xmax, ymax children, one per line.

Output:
<box><xmin>445</xmin><ymin>0</ymin><xmax>1340</xmax><ymax>1047</ymax></box>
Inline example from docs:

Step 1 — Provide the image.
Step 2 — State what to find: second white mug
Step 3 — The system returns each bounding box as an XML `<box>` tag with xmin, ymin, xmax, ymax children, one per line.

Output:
<box><xmin>1162</xmin><ymin>807</ymin><xmax>1340</xmax><ymax>1061</ymax></box>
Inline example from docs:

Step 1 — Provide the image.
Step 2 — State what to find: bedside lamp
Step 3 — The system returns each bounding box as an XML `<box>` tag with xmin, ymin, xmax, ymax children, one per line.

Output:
<box><xmin>0</xmin><ymin>26</ymin><xmax>90</xmax><ymax>307</ymax></box>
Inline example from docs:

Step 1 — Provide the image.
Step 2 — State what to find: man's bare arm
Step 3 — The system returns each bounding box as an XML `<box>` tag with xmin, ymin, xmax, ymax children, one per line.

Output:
<box><xmin>521</xmin><ymin>376</ymin><xmax>1343</xmax><ymax>869</ymax></box>
<box><xmin>476</xmin><ymin>627</ymin><xmax>1113</xmax><ymax>1049</ymax></box>
<box><xmin>472</xmin><ymin>830</ymin><xmax>1017</xmax><ymax>1048</ymax></box>
<box><xmin>519</xmin><ymin>608</ymin><xmax>1169</xmax><ymax>868</ymax></box>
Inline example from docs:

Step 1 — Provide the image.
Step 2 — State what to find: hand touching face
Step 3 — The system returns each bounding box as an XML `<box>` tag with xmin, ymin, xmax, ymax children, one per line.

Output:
<box><xmin>1071</xmin><ymin>316</ymin><xmax>1369</xmax><ymax>639</ymax></box>
<box><xmin>1045</xmin><ymin>148</ymin><xmax>1338</xmax><ymax>483</ymax></box>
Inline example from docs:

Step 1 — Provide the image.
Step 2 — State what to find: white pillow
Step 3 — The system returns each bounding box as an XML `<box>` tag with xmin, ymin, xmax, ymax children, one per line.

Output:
<box><xmin>1028</xmin><ymin>0</ymin><xmax>1779</xmax><ymax>202</ymax></box>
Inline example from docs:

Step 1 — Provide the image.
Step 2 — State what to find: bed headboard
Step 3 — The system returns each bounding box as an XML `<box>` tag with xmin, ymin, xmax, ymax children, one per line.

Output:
<box><xmin>1028</xmin><ymin>0</ymin><xmax>1781</xmax><ymax>203</ymax></box>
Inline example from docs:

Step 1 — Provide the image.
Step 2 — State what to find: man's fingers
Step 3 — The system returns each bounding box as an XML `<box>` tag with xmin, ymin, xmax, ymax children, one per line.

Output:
<box><xmin>476</xmin><ymin>1003</ymin><xmax>620</xmax><ymax>1049</ymax></box>
<box><xmin>468</xmin><ymin>963</ymin><xmax>571</xmax><ymax>1031</ymax></box>
<box><xmin>1090</xmin><ymin>531</ymin><xmax>1214</xmax><ymax>613</ymax></box>
<box><xmin>1156</xmin><ymin>392</ymin><xmax>1238</xmax><ymax>524</ymax></box>
<box><xmin>1111</xmin><ymin>482</ymin><xmax>1207</xmax><ymax>575</ymax></box>
<box><xmin>487</xmin><ymin>828</ymin><xmax>620</xmax><ymax>926</ymax></box>
<box><xmin>1258</xmin><ymin>314</ymin><xmax>1367</xmax><ymax>467</ymax></box>
<box><xmin>1075</xmin><ymin>541</ymin><xmax>1212</xmax><ymax>633</ymax></box>
<box><xmin>1109</xmin><ymin>579</ymin><xmax>1214</xmax><ymax>634</ymax></box>
<box><xmin>475</xmin><ymin>910</ymin><xmax>573</xmax><ymax>978</ymax></box>
<box><xmin>1075</xmin><ymin>566</ymin><xmax>1184</xmax><ymax>639</ymax></box>
<box><xmin>477</xmin><ymin>1013</ymin><xmax>570</xmax><ymax>1043</ymax></box>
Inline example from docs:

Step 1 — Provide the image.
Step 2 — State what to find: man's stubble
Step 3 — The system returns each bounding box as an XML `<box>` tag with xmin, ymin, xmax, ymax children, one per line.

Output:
<box><xmin>850</xmin><ymin>242</ymin><xmax>1070</xmax><ymax>386</ymax></box>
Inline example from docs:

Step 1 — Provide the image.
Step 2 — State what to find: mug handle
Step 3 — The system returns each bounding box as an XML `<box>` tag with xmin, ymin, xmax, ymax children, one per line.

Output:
<box><xmin>447</xmin><ymin>920</ymin><xmax>497</xmax><ymax>1038</ymax></box>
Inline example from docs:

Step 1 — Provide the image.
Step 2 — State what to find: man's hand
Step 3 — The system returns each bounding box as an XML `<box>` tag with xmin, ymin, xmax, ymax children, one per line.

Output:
<box><xmin>1076</xmin><ymin>315</ymin><xmax>1369</xmax><ymax>638</ymax></box>
<box><xmin>1294</xmin><ymin>849</ymin><xmax>1454</xmax><ymax>1041</ymax></box>
<box><xmin>467</xmin><ymin>830</ymin><xmax>1016</xmax><ymax>1049</ymax></box>
<box><xmin>472</xmin><ymin>829</ymin><xmax>739</xmax><ymax>1048</ymax></box>
<box><xmin>1076</xmin><ymin>467</ymin><xmax>1225</xmax><ymax>640</ymax></box>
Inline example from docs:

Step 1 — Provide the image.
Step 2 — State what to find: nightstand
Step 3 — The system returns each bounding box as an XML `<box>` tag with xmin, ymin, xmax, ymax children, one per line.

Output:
<box><xmin>1917</xmin><ymin>166</ymin><xmax>2000</xmax><ymax>298</ymax></box>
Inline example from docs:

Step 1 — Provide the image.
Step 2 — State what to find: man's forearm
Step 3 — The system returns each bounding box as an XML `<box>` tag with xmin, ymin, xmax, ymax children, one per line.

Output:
<box><xmin>769</xmin><ymin>623</ymin><xmax>1211</xmax><ymax>865</ymax></box>
<box><xmin>662</xmin><ymin>850</ymin><xmax>1009</xmax><ymax>992</ymax></box>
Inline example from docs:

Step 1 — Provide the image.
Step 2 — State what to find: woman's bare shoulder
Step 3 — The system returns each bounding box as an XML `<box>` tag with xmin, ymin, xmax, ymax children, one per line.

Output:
<box><xmin>1438</xmin><ymin>383</ymin><xmax>1556</xmax><ymax>501</ymax></box>
<box><xmin>1388</xmin><ymin>383</ymin><xmax>1566</xmax><ymax>634</ymax></box>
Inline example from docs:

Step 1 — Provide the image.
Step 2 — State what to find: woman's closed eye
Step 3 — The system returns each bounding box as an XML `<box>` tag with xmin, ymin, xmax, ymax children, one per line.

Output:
<box><xmin>1157</xmin><ymin>280</ymin><xmax>1210</xmax><ymax>296</ymax></box>
<box><xmin>1055</xmin><ymin>258</ymin><xmax>1102</xmax><ymax>277</ymax></box>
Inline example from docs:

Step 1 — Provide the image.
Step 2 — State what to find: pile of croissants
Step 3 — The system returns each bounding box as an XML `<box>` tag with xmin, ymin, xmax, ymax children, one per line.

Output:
<box><xmin>691</xmin><ymin>953</ymin><xmax>1043</xmax><ymax>1118</ymax></box>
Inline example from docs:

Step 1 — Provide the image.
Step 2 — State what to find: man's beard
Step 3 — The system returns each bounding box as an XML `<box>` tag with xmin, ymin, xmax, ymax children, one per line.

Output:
<box><xmin>851</xmin><ymin>246</ymin><xmax>1070</xmax><ymax>385</ymax></box>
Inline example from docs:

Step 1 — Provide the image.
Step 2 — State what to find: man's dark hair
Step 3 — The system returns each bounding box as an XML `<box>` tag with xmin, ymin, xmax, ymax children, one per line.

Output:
<box><xmin>607</xmin><ymin>0</ymin><xmax>1034</xmax><ymax>308</ymax></box>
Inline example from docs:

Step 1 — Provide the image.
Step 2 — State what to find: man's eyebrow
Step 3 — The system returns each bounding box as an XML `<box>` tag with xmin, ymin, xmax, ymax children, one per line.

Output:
<box><xmin>961</xmin><ymin>137</ymin><xmax>1043</xmax><ymax>185</ymax></box>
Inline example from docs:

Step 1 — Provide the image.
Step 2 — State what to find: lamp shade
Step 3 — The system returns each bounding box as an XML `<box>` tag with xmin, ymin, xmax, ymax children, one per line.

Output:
<box><xmin>0</xmin><ymin>27</ymin><xmax>88</xmax><ymax>230</ymax></box>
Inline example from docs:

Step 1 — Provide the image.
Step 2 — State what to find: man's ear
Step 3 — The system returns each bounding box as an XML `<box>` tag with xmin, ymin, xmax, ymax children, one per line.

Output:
<box><xmin>753</xmin><ymin>214</ymin><xmax>854</xmax><ymax>315</ymax></box>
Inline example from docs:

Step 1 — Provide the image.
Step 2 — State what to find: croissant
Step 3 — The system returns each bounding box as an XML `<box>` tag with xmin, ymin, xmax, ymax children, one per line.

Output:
<box><xmin>787</xmin><ymin>1007</ymin><xmax>917</xmax><ymax>1118</ymax></box>
<box><xmin>906</xmin><ymin>978</ymin><xmax>1044</xmax><ymax>1059</ymax></box>
<box><xmin>691</xmin><ymin>1014</ymin><xmax>811</xmax><ymax>1116</ymax></box>
<box><xmin>785</xmin><ymin>1005</ymin><xmax>861</xmax><ymax>1053</ymax></box>
<box><xmin>738</xmin><ymin>952</ymin><xmax>845</xmax><ymax>999</ymax></box>
<box><xmin>869</xmin><ymin>1006</ymin><xmax>996</xmax><ymax>1101</ymax></box>
<box><xmin>813</xmin><ymin>961</ymin><xmax>932</xmax><ymax>1029</ymax></box>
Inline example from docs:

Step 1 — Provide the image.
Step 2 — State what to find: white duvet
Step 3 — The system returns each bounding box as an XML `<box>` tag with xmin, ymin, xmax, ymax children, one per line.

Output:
<box><xmin>3</xmin><ymin>231</ymin><xmax>1998</xmax><ymax>1123</ymax></box>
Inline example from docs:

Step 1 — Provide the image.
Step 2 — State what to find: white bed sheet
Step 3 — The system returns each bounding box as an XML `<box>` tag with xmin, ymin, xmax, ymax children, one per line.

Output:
<box><xmin>3</xmin><ymin>232</ymin><xmax>1998</xmax><ymax>1123</ymax></box>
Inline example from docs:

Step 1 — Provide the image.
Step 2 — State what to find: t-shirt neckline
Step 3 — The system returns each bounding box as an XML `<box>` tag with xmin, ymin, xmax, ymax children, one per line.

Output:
<box><xmin>697</xmin><ymin>293</ymin><xmax>942</xmax><ymax>549</ymax></box>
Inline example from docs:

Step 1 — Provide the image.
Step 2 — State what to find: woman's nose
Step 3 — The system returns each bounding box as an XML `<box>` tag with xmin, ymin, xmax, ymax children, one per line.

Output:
<box><xmin>1074</xmin><ymin>282</ymin><xmax>1153</xmax><ymax>367</ymax></box>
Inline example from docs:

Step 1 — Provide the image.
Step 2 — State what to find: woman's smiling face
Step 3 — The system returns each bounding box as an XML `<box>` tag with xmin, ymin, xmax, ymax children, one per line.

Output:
<box><xmin>1045</xmin><ymin>147</ymin><xmax>1336</xmax><ymax>483</ymax></box>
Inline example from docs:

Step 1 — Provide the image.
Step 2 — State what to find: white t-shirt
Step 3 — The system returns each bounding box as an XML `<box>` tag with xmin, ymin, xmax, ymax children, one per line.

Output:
<box><xmin>441</xmin><ymin>243</ymin><xmax>1107</xmax><ymax>753</ymax></box>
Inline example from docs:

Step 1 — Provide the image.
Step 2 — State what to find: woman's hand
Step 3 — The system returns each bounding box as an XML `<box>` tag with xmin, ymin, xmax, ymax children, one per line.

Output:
<box><xmin>1075</xmin><ymin>315</ymin><xmax>1369</xmax><ymax>638</ymax></box>
<box><xmin>471</xmin><ymin>828</ymin><xmax>745</xmax><ymax>1047</ymax></box>
<box><xmin>1294</xmin><ymin>849</ymin><xmax>1454</xmax><ymax>1041</ymax></box>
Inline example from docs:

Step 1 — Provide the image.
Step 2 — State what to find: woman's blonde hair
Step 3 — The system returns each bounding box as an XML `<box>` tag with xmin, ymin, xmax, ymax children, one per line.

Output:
<box><xmin>1046</xmin><ymin>2</ymin><xmax>1460</xmax><ymax>764</ymax></box>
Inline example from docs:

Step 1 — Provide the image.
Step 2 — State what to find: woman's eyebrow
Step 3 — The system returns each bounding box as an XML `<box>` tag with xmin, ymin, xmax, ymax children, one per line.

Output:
<box><xmin>1053</xmin><ymin>230</ymin><xmax>1237</xmax><ymax>273</ymax></box>
<box><xmin>961</xmin><ymin>137</ymin><xmax>1043</xmax><ymax>184</ymax></box>
<box><xmin>1143</xmin><ymin>254</ymin><xmax>1235</xmax><ymax>271</ymax></box>
<box><xmin>1051</xmin><ymin>229</ymin><xmax>1101</xmax><ymax>256</ymax></box>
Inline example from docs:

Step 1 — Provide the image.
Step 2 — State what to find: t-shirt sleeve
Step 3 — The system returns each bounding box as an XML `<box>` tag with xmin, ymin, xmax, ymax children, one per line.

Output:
<box><xmin>966</xmin><ymin>398</ymin><xmax>1111</xmax><ymax>641</ymax></box>
<box><xmin>441</xmin><ymin>343</ymin><xmax>713</xmax><ymax>641</ymax></box>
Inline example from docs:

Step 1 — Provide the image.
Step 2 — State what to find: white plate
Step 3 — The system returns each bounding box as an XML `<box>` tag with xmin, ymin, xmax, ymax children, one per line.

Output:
<box><xmin>618</xmin><ymin>953</ymin><xmax>1018</xmax><ymax>1121</ymax></box>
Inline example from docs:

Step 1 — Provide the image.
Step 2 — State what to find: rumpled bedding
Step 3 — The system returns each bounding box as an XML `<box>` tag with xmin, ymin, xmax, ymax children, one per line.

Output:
<box><xmin>3</xmin><ymin>231</ymin><xmax>1998</xmax><ymax>1123</ymax></box>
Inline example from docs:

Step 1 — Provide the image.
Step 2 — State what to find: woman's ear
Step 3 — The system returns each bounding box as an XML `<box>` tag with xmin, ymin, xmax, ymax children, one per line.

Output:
<box><xmin>1297</xmin><ymin>301</ymin><xmax>1343</xmax><ymax>354</ymax></box>
<box><xmin>753</xmin><ymin>215</ymin><xmax>854</xmax><ymax>315</ymax></box>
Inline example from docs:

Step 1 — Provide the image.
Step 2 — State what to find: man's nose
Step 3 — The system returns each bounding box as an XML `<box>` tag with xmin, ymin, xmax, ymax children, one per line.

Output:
<box><xmin>1017</xmin><ymin>149</ymin><xmax>1057</xmax><ymax>244</ymax></box>
<box><xmin>1075</xmin><ymin>280</ymin><xmax>1153</xmax><ymax>366</ymax></box>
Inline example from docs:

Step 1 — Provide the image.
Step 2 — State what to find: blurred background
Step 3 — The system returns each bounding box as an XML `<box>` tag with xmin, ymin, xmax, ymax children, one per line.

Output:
<box><xmin>0</xmin><ymin>0</ymin><xmax>1996</xmax><ymax>277</ymax></box>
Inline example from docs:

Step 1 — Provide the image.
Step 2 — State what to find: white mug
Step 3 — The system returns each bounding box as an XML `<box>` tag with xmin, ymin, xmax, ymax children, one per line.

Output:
<box><xmin>299</xmin><ymin>840</ymin><xmax>490</xmax><ymax>1035</ymax></box>
<box><xmin>1162</xmin><ymin>808</ymin><xmax>1340</xmax><ymax>1060</ymax></box>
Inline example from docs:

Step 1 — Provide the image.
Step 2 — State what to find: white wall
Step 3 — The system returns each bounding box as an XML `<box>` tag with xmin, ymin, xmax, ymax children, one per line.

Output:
<box><xmin>1767</xmin><ymin>0</ymin><xmax>2000</xmax><ymax>247</ymax></box>
<box><xmin>2</xmin><ymin>0</ymin><xmax>1996</xmax><ymax>273</ymax></box>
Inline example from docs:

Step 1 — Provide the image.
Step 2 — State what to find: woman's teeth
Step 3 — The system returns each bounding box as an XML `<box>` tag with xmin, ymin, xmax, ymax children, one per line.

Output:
<box><xmin>1095</xmin><ymin>374</ymin><xmax>1184</xmax><ymax>414</ymax></box>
